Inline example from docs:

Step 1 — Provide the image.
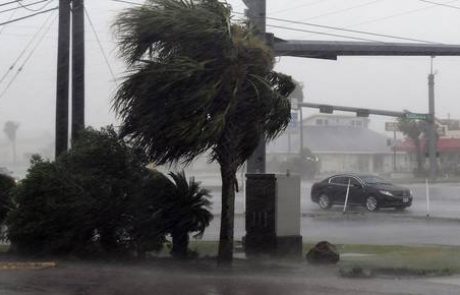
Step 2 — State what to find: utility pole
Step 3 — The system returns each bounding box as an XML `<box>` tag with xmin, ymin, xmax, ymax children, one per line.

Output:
<box><xmin>244</xmin><ymin>0</ymin><xmax>266</xmax><ymax>173</ymax></box>
<box><xmin>55</xmin><ymin>0</ymin><xmax>71</xmax><ymax>157</ymax></box>
<box><xmin>71</xmin><ymin>0</ymin><xmax>85</xmax><ymax>141</ymax></box>
<box><xmin>428</xmin><ymin>57</ymin><xmax>437</xmax><ymax>180</ymax></box>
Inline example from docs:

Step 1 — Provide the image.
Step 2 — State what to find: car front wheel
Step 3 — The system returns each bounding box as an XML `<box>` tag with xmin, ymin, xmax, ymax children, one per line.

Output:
<box><xmin>365</xmin><ymin>196</ymin><xmax>379</xmax><ymax>212</ymax></box>
<box><xmin>318</xmin><ymin>193</ymin><xmax>332</xmax><ymax>210</ymax></box>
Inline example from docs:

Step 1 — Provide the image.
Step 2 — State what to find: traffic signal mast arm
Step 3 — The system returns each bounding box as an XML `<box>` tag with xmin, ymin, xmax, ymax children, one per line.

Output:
<box><xmin>273</xmin><ymin>40</ymin><xmax>460</xmax><ymax>59</ymax></box>
<box><xmin>300</xmin><ymin>102</ymin><xmax>431</xmax><ymax>120</ymax></box>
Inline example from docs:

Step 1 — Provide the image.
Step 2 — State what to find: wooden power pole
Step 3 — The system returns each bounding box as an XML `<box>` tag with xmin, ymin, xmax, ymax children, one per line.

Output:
<box><xmin>55</xmin><ymin>0</ymin><xmax>85</xmax><ymax>158</ymax></box>
<box><xmin>55</xmin><ymin>0</ymin><xmax>71</xmax><ymax>157</ymax></box>
<box><xmin>243</xmin><ymin>0</ymin><xmax>267</xmax><ymax>174</ymax></box>
<box><xmin>72</xmin><ymin>0</ymin><xmax>85</xmax><ymax>141</ymax></box>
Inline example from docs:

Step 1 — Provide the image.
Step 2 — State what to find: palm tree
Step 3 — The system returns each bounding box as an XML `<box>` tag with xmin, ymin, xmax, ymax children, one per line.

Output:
<box><xmin>397</xmin><ymin>118</ymin><xmax>425</xmax><ymax>175</ymax></box>
<box><xmin>3</xmin><ymin>121</ymin><xmax>19</xmax><ymax>163</ymax></box>
<box><xmin>113</xmin><ymin>0</ymin><xmax>294</xmax><ymax>264</ymax></box>
<box><xmin>166</xmin><ymin>171</ymin><xmax>212</xmax><ymax>258</ymax></box>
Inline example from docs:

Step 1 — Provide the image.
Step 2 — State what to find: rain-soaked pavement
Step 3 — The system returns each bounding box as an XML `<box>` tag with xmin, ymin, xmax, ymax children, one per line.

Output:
<box><xmin>204</xmin><ymin>181</ymin><xmax>460</xmax><ymax>246</ymax></box>
<box><xmin>1</xmin><ymin>261</ymin><xmax>460</xmax><ymax>295</ymax></box>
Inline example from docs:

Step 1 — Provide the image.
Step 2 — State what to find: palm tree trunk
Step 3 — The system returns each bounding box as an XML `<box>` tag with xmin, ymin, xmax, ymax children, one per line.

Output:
<box><xmin>171</xmin><ymin>230</ymin><xmax>189</xmax><ymax>258</ymax></box>
<box><xmin>217</xmin><ymin>162</ymin><xmax>236</xmax><ymax>265</ymax></box>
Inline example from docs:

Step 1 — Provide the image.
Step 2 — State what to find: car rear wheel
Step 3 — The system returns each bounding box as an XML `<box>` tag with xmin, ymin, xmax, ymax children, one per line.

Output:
<box><xmin>365</xmin><ymin>196</ymin><xmax>379</xmax><ymax>212</ymax></box>
<box><xmin>318</xmin><ymin>193</ymin><xmax>332</xmax><ymax>210</ymax></box>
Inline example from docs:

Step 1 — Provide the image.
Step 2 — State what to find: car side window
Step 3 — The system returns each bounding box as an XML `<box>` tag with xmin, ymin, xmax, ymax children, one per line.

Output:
<box><xmin>349</xmin><ymin>178</ymin><xmax>361</xmax><ymax>187</ymax></box>
<box><xmin>330</xmin><ymin>176</ymin><xmax>348</xmax><ymax>185</ymax></box>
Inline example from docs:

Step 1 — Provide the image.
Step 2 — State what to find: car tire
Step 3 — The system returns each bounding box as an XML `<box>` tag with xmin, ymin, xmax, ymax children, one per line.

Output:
<box><xmin>318</xmin><ymin>193</ymin><xmax>332</xmax><ymax>210</ymax></box>
<box><xmin>365</xmin><ymin>196</ymin><xmax>379</xmax><ymax>212</ymax></box>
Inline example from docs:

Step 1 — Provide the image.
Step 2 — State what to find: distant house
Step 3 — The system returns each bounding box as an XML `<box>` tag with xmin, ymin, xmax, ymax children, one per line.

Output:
<box><xmin>267</xmin><ymin>114</ymin><xmax>409</xmax><ymax>175</ymax></box>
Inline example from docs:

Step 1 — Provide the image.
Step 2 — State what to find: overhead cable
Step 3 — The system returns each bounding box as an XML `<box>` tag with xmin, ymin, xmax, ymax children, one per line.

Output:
<box><xmin>111</xmin><ymin>0</ymin><xmax>142</xmax><ymax>5</ymax></box>
<box><xmin>0</xmin><ymin>6</ymin><xmax>57</xmax><ymax>26</ymax></box>
<box><xmin>16</xmin><ymin>0</ymin><xmax>54</xmax><ymax>12</ymax></box>
<box><xmin>418</xmin><ymin>0</ymin><xmax>460</xmax><ymax>10</ymax></box>
<box><xmin>0</xmin><ymin>0</ymin><xmax>49</xmax><ymax>15</ymax></box>
<box><xmin>0</xmin><ymin>9</ymin><xmax>54</xmax><ymax>86</ymax></box>
<box><xmin>266</xmin><ymin>24</ymin><xmax>384</xmax><ymax>43</ymax></box>
<box><xmin>349</xmin><ymin>0</ymin><xmax>459</xmax><ymax>27</ymax></box>
<box><xmin>233</xmin><ymin>11</ymin><xmax>440</xmax><ymax>44</ymax></box>
<box><xmin>0</xmin><ymin>12</ymin><xmax>57</xmax><ymax>99</ymax></box>
<box><xmin>299</xmin><ymin>0</ymin><xmax>384</xmax><ymax>21</ymax></box>
<box><xmin>270</xmin><ymin>0</ymin><xmax>332</xmax><ymax>15</ymax></box>
<box><xmin>0</xmin><ymin>9</ymin><xmax>16</xmax><ymax>36</ymax></box>
<box><xmin>84</xmin><ymin>7</ymin><xmax>118</xmax><ymax>85</ymax></box>
<box><xmin>264</xmin><ymin>15</ymin><xmax>441</xmax><ymax>44</ymax></box>
<box><xmin>0</xmin><ymin>0</ymin><xmax>21</xmax><ymax>8</ymax></box>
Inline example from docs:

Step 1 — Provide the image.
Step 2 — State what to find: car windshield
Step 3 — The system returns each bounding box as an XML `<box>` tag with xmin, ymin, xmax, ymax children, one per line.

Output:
<box><xmin>360</xmin><ymin>176</ymin><xmax>391</xmax><ymax>185</ymax></box>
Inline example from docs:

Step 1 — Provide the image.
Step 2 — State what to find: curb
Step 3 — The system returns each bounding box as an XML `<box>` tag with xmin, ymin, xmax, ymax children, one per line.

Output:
<box><xmin>0</xmin><ymin>262</ymin><xmax>56</xmax><ymax>270</ymax></box>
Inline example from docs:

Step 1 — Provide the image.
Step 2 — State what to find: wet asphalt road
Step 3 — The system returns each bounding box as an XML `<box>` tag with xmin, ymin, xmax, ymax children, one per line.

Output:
<box><xmin>1</xmin><ymin>262</ymin><xmax>460</xmax><ymax>295</ymax></box>
<box><xmin>203</xmin><ymin>182</ymin><xmax>460</xmax><ymax>246</ymax></box>
<box><xmin>3</xmin><ymin>182</ymin><xmax>460</xmax><ymax>295</ymax></box>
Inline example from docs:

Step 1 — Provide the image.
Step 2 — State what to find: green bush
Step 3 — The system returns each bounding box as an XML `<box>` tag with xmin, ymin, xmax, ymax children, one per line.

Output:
<box><xmin>0</xmin><ymin>173</ymin><xmax>15</xmax><ymax>224</ymax></box>
<box><xmin>6</xmin><ymin>127</ymin><xmax>166</xmax><ymax>258</ymax></box>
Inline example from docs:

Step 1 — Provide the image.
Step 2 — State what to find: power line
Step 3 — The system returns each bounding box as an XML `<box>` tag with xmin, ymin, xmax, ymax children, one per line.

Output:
<box><xmin>349</xmin><ymin>0</ymin><xmax>459</xmax><ymax>27</ymax></box>
<box><xmin>84</xmin><ymin>7</ymin><xmax>118</xmax><ymax>85</ymax></box>
<box><xmin>111</xmin><ymin>0</ymin><xmax>142</xmax><ymax>5</ymax></box>
<box><xmin>418</xmin><ymin>0</ymin><xmax>460</xmax><ymax>10</ymax></box>
<box><xmin>0</xmin><ymin>12</ymin><xmax>57</xmax><ymax>99</ymax></box>
<box><xmin>299</xmin><ymin>0</ymin><xmax>385</xmax><ymax>21</ymax></box>
<box><xmin>16</xmin><ymin>0</ymin><xmax>54</xmax><ymax>12</ymax></box>
<box><xmin>0</xmin><ymin>9</ymin><xmax>16</xmax><ymax>36</ymax></box>
<box><xmin>264</xmin><ymin>15</ymin><xmax>441</xmax><ymax>44</ymax></box>
<box><xmin>270</xmin><ymin>0</ymin><xmax>332</xmax><ymax>15</ymax></box>
<box><xmin>0</xmin><ymin>0</ymin><xmax>49</xmax><ymax>15</ymax></box>
<box><xmin>234</xmin><ymin>12</ymin><xmax>441</xmax><ymax>44</ymax></box>
<box><xmin>0</xmin><ymin>0</ymin><xmax>21</xmax><ymax>8</ymax></box>
<box><xmin>0</xmin><ymin>6</ymin><xmax>57</xmax><ymax>26</ymax></box>
<box><xmin>0</xmin><ymin>9</ymin><xmax>54</xmax><ymax>85</ymax></box>
<box><xmin>266</xmin><ymin>24</ymin><xmax>384</xmax><ymax>43</ymax></box>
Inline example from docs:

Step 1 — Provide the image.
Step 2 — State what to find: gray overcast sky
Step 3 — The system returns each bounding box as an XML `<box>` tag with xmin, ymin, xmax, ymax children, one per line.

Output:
<box><xmin>1</xmin><ymin>0</ymin><xmax>460</xmax><ymax>141</ymax></box>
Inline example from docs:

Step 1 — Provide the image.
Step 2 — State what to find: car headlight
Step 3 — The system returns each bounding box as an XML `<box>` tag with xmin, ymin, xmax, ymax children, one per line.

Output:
<box><xmin>379</xmin><ymin>190</ymin><xmax>394</xmax><ymax>197</ymax></box>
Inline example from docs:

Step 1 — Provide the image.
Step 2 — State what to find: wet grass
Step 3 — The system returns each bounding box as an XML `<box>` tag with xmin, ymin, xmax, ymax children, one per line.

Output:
<box><xmin>189</xmin><ymin>241</ymin><xmax>460</xmax><ymax>277</ymax></box>
<box><xmin>0</xmin><ymin>245</ymin><xmax>9</xmax><ymax>253</ymax></box>
<box><xmin>330</xmin><ymin>244</ymin><xmax>460</xmax><ymax>277</ymax></box>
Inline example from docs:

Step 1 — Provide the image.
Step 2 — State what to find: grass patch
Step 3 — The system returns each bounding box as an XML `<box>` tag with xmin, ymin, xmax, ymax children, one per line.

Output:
<box><xmin>190</xmin><ymin>241</ymin><xmax>460</xmax><ymax>276</ymax></box>
<box><xmin>0</xmin><ymin>245</ymin><xmax>9</xmax><ymax>253</ymax></box>
<box><xmin>331</xmin><ymin>244</ymin><xmax>460</xmax><ymax>277</ymax></box>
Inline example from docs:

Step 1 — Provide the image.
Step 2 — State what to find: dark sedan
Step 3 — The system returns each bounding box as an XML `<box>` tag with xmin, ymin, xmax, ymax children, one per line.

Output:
<box><xmin>311</xmin><ymin>174</ymin><xmax>413</xmax><ymax>212</ymax></box>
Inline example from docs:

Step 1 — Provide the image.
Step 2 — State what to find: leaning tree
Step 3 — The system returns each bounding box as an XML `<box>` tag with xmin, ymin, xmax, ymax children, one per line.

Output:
<box><xmin>113</xmin><ymin>0</ymin><xmax>294</xmax><ymax>264</ymax></box>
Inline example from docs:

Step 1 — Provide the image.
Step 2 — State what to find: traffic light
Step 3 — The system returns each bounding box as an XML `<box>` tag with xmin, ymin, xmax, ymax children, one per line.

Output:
<box><xmin>357</xmin><ymin>109</ymin><xmax>370</xmax><ymax>117</ymax></box>
<box><xmin>319</xmin><ymin>105</ymin><xmax>333</xmax><ymax>114</ymax></box>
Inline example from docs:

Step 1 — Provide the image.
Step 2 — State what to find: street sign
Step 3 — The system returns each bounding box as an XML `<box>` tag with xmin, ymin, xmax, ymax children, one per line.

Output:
<box><xmin>385</xmin><ymin>122</ymin><xmax>400</xmax><ymax>132</ymax></box>
<box><xmin>404</xmin><ymin>112</ymin><xmax>431</xmax><ymax>120</ymax></box>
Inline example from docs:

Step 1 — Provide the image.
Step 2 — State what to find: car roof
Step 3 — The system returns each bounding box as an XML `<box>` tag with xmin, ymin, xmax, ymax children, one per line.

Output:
<box><xmin>325</xmin><ymin>173</ymin><xmax>380</xmax><ymax>181</ymax></box>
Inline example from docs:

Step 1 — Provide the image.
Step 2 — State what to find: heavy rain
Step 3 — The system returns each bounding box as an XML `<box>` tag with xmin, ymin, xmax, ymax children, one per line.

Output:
<box><xmin>2</xmin><ymin>0</ymin><xmax>460</xmax><ymax>294</ymax></box>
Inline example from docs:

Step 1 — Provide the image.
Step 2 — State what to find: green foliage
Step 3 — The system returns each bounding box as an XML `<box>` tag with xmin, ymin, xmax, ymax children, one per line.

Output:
<box><xmin>6</xmin><ymin>127</ymin><xmax>166</xmax><ymax>257</ymax></box>
<box><xmin>0</xmin><ymin>173</ymin><xmax>15</xmax><ymax>224</ymax></box>
<box><xmin>397</xmin><ymin>118</ymin><xmax>426</xmax><ymax>175</ymax></box>
<box><xmin>113</xmin><ymin>0</ymin><xmax>294</xmax><ymax>264</ymax></box>
<box><xmin>113</xmin><ymin>0</ymin><xmax>294</xmax><ymax>167</ymax></box>
<box><xmin>165</xmin><ymin>171</ymin><xmax>213</xmax><ymax>258</ymax></box>
<box><xmin>268</xmin><ymin>149</ymin><xmax>319</xmax><ymax>179</ymax></box>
